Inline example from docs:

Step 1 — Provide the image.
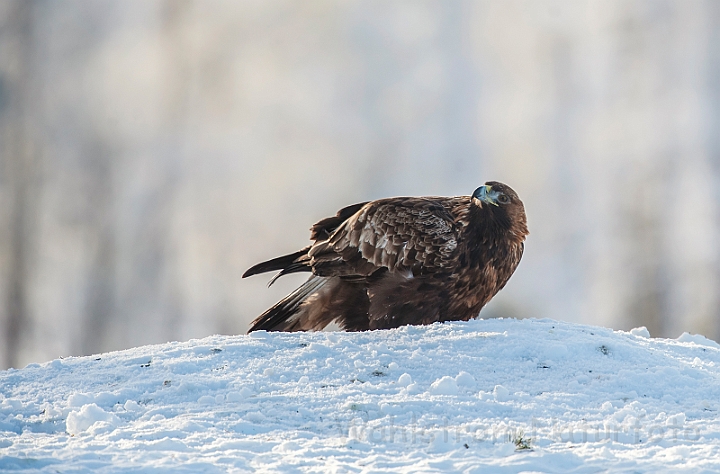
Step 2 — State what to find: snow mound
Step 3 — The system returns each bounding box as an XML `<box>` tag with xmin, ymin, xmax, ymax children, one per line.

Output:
<box><xmin>2</xmin><ymin>318</ymin><xmax>720</xmax><ymax>472</ymax></box>
<box><xmin>66</xmin><ymin>403</ymin><xmax>121</xmax><ymax>436</ymax></box>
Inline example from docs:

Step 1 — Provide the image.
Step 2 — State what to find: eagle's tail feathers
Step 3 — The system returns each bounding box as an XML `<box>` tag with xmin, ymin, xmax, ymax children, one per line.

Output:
<box><xmin>248</xmin><ymin>276</ymin><xmax>327</xmax><ymax>332</ymax></box>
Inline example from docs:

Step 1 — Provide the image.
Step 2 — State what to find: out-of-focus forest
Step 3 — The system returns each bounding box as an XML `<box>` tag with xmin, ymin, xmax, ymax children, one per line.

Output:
<box><xmin>1</xmin><ymin>0</ymin><xmax>719</xmax><ymax>369</ymax></box>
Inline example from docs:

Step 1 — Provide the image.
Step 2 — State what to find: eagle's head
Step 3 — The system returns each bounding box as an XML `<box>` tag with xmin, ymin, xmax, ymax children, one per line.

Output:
<box><xmin>471</xmin><ymin>181</ymin><xmax>528</xmax><ymax>241</ymax></box>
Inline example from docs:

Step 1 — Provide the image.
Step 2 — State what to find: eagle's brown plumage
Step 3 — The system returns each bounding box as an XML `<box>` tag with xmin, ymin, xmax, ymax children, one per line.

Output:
<box><xmin>243</xmin><ymin>181</ymin><xmax>528</xmax><ymax>332</ymax></box>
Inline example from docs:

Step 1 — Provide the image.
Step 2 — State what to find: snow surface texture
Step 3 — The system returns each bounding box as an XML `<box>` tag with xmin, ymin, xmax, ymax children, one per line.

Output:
<box><xmin>2</xmin><ymin>318</ymin><xmax>720</xmax><ymax>472</ymax></box>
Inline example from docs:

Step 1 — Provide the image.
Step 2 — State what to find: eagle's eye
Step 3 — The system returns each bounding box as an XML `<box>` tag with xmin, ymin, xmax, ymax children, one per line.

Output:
<box><xmin>497</xmin><ymin>194</ymin><xmax>510</xmax><ymax>205</ymax></box>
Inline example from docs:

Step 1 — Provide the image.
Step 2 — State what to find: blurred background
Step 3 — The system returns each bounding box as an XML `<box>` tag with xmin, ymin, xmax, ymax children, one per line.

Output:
<box><xmin>1</xmin><ymin>0</ymin><xmax>719</xmax><ymax>369</ymax></box>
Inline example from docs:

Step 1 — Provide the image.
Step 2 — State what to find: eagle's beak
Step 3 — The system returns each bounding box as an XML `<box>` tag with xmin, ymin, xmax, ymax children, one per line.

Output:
<box><xmin>477</xmin><ymin>185</ymin><xmax>499</xmax><ymax>206</ymax></box>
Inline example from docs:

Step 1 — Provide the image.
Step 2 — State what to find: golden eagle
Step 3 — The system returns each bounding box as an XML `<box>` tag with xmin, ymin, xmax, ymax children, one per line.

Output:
<box><xmin>243</xmin><ymin>181</ymin><xmax>528</xmax><ymax>332</ymax></box>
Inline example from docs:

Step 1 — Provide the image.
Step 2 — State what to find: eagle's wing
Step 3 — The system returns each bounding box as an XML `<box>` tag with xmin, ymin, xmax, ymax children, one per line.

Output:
<box><xmin>242</xmin><ymin>201</ymin><xmax>371</xmax><ymax>284</ymax></box>
<box><xmin>308</xmin><ymin>197</ymin><xmax>460</xmax><ymax>277</ymax></box>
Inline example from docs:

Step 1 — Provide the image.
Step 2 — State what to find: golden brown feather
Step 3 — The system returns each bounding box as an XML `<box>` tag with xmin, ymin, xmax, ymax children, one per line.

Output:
<box><xmin>243</xmin><ymin>181</ymin><xmax>528</xmax><ymax>332</ymax></box>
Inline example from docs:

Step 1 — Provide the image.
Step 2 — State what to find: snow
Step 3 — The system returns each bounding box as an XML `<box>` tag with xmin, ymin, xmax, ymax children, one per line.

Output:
<box><xmin>2</xmin><ymin>318</ymin><xmax>720</xmax><ymax>472</ymax></box>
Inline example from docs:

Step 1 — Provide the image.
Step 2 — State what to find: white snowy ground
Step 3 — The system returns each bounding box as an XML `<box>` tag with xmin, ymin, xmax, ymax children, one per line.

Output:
<box><xmin>2</xmin><ymin>319</ymin><xmax>720</xmax><ymax>473</ymax></box>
